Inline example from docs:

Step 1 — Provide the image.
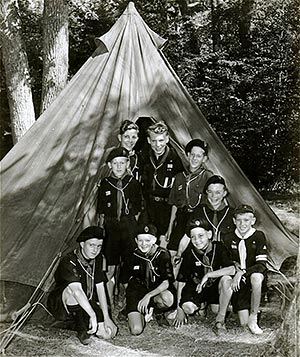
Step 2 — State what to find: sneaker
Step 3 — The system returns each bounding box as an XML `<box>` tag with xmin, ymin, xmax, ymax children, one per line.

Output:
<box><xmin>248</xmin><ymin>314</ymin><xmax>263</xmax><ymax>335</ymax></box>
<box><xmin>213</xmin><ymin>321</ymin><xmax>227</xmax><ymax>335</ymax></box>
<box><xmin>144</xmin><ymin>307</ymin><xmax>154</xmax><ymax>323</ymax></box>
<box><xmin>77</xmin><ymin>331</ymin><xmax>91</xmax><ymax>345</ymax></box>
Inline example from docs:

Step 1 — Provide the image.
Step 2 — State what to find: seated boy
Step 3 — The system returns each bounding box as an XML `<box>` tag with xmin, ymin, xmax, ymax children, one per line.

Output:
<box><xmin>47</xmin><ymin>226</ymin><xmax>118</xmax><ymax>345</ymax></box>
<box><xmin>119</xmin><ymin>223</ymin><xmax>176</xmax><ymax>335</ymax></box>
<box><xmin>223</xmin><ymin>205</ymin><xmax>268</xmax><ymax>334</ymax></box>
<box><xmin>97</xmin><ymin>147</ymin><xmax>143</xmax><ymax>308</ymax></box>
<box><xmin>174</xmin><ymin>218</ymin><xmax>235</xmax><ymax>333</ymax></box>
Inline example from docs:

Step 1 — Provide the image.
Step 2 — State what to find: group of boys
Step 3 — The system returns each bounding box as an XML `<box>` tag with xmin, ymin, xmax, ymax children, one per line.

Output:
<box><xmin>48</xmin><ymin>120</ymin><xmax>268</xmax><ymax>345</ymax></box>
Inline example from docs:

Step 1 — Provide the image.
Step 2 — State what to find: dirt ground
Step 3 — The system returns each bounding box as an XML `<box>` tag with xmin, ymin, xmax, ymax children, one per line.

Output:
<box><xmin>0</xmin><ymin>198</ymin><xmax>298</xmax><ymax>357</ymax></box>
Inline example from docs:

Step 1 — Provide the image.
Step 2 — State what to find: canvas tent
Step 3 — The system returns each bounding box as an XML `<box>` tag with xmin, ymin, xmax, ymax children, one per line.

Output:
<box><xmin>0</xmin><ymin>2</ymin><xmax>298</xmax><ymax>294</ymax></box>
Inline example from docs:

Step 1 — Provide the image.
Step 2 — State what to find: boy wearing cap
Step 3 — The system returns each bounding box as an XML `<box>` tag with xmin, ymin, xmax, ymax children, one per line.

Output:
<box><xmin>47</xmin><ymin>226</ymin><xmax>117</xmax><ymax>345</ymax></box>
<box><xmin>173</xmin><ymin>218</ymin><xmax>235</xmax><ymax>333</ymax></box>
<box><xmin>119</xmin><ymin>223</ymin><xmax>175</xmax><ymax>335</ymax></box>
<box><xmin>166</xmin><ymin>139</ymin><xmax>213</xmax><ymax>261</ymax></box>
<box><xmin>174</xmin><ymin>175</ymin><xmax>235</xmax><ymax>265</ymax></box>
<box><xmin>97</xmin><ymin>147</ymin><xmax>143</xmax><ymax>309</ymax></box>
<box><xmin>223</xmin><ymin>205</ymin><xmax>268</xmax><ymax>334</ymax></box>
<box><xmin>141</xmin><ymin>121</ymin><xmax>184</xmax><ymax>242</ymax></box>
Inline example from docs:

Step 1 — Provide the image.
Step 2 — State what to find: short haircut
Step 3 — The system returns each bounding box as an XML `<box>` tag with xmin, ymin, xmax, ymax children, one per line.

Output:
<box><xmin>120</xmin><ymin>120</ymin><xmax>139</xmax><ymax>135</ymax></box>
<box><xmin>147</xmin><ymin>121</ymin><xmax>169</xmax><ymax>136</ymax></box>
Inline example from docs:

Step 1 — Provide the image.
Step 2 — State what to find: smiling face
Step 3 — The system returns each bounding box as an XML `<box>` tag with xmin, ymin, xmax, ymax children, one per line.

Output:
<box><xmin>80</xmin><ymin>238</ymin><xmax>103</xmax><ymax>260</ymax></box>
<box><xmin>118</xmin><ymin>128</ymin><xmax>139</xmax><ymax>152</ymax></box>
<box><xmin>108</xmin><ymin>157</ymin><xmax>129</xmax><ymax>178</ymax></box>
<box><xmin>233</xmin><ymin>213</ymin><xmax>256</xmax><ymax>236</ymax></box>
<box><xmin>187</xmin><ymin>146</ymin><xmax>207</xmax><ymax>172</ymax></box>
<box><xmin>135</xmin><ymin>234</ymin><xmax>157</xmax><ymax>254</ymax></box>
<box><xmin>147</xmin><ymin>131</ymin><xmax>169</xmax><ymax>156</ymax></box>
<box><xmin>190</xmin><ymin>227</ymin><xmax>212</xmax><ymax>251</ymax></box>
<box><xmin>206</xmin><ymin>183</ymin><xmax>227</xmax><ymax>209</ymax></box>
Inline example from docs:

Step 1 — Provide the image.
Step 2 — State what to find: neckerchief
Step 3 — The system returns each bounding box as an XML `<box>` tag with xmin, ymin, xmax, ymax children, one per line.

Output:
<box><xmin>203</xmin><ymin>202</ymin><xmax>230</xmax><ymax>241</ymax></box>
<box><xmin>191</xmin><ymin>241</ymin><xmax>215</xmax><ymax>276</ymax></box>
<box><xmin>75</xmin><ymin>248</ymin><xmax>95</xmax><ymax>300</ymax></box>
<box><xmin>184</xmin><ymin>167</ymin><xmax>206</xmax><ymax>209</ymax></box>
<box><xmin>105</xmin><ymin>175</ymin><xmax>132</xmax><ymax>219</ymax></box>
<box><xmin>235</xmin><ymin>227</ymin><xmax>256</xmax><ymax>270</ymax></box>
<box><xmin>150</xmin><ymin>146</ymin><xmax>171</xmax><ymax>190</ymax></box>
<box><xmin>134</xmin><ymin>245</ymin><xmax>161</xmax><ymax>289</ymax></box>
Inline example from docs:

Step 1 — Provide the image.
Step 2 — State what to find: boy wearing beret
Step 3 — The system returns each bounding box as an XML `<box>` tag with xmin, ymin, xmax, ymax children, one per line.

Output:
<box><xmin>141</xmin><ymin>121</ymin><xmax>184</xmax><ymax>243</ymax></box>
<box><xmin>174</xmin><ymin>218</ymin><xmax>235</xmax><ymax>334</ymax></box>
<box><xmin>166</xmin><ymin>139</ymin><xmax>213</xmax><ymax>262</ymax></box>
<box><xmin>97</xmin><ymin>147</ymin><xmax>143</xmax><ymax>309</ymax></box>
<box><xmin>47</xmin><ymin>226</ymin><xmax>117</xmax><ymax>345</ymax></box>
<box><xmin>223</xmin><ymin>205</ymin><xmax>268</xmax><ymax>334</ymax></box>
<box><xmin>119</xmin><ymin>223</ymin><xmax>176</xmax><ymax>335</ymax></box>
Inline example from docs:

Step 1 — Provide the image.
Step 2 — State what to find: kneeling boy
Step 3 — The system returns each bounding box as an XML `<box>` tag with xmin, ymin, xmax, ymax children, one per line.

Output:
<box><xmin>174</xmin><ymin>218</ymin><xmax>235</xmax><ymax>333</ymax></box>
<box><xmin>119</xmin><ymin>223</ymin><xmax>175</xmax><ymax>335</ymax></box>
<box><xmin>223</xmin><ymin>205</ymin><xmax>268</xmax><ymax>334</ymax></box>
<box><xmin>47</xmin><ymin>226</ymin><xmax>118</xmax><ymax>345</ymax></box>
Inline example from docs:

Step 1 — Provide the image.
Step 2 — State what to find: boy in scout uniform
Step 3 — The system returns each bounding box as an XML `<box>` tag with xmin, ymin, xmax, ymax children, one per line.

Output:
<box><xmin>97</xmin><ymin>147</ymin><xmax>143</xmax><ymax>310</ymax></box>
<box><xmin>141</xmin><ymin>121</ymin><xmax>184</xmax><ymax>244</ymax></box>
<box><xmin>119</xmin><ymin>223</ymin><xmax>176</xmax><ymax>335</ymax></box>
<box><xmin>47</xmin><ymin>226</ymin><xmax>118</xmax><ymax>345</ymax></box>
<box><xmin>173</xmin><ymin>218</ymin><xmax>235</xmax><ymax>334</ymax></box>
<box><xmin>223</xmin><ymin>205</ymin><xmax>268</xmax><ymax>334</ymax></box>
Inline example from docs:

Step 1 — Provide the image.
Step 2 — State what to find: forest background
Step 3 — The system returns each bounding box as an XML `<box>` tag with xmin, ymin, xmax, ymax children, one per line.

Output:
<box><xmin>0</xmin><ymin>0</ymin><xmax>299</xmax><ymax>194</ymax></box>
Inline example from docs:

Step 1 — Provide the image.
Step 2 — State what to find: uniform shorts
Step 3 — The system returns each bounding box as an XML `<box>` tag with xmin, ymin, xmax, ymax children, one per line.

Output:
<box><xmin>180</xmin><ymin>278</ymin><xmax>221</xmax><ymax>308</ymax></box>
<box><xmin>126</xmin><ymin>279</ymin><xmax>176</xmax><ymax>314</ymax></box>
<box><xmin>47</xmin><ymin>288</ymin><xmax>104</xmax><ymax>324</ymax></box>
<box><xmin>104</xmin><ymin>216</ymin><xmax>138</xmax><ymax>265</ymax></box>
<box><xmin>146</xmin><ymin>198</ymin><xmax>172</xmax><ymax>237</ymax></box>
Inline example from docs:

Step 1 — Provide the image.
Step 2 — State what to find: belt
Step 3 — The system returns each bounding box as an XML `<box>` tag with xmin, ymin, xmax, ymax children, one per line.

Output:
<box><xmin>150</xmin><ymin>195</ymin><xmax>169</xmax><ymax>202</ymax></box>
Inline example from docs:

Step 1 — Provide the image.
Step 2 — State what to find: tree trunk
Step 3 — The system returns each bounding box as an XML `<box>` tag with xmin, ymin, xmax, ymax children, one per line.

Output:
<box><xmin>40</xmin><ymin>0</ymin><xmax>68</xmax><ymax>114</ymax></box>
<box><xmin>238</xmin><ymin>0</ymin><xmax>254</xmax><ymax>52</ymax></box>
<box><xmin>210</xmin><ymin>0</ymin><xmax>221</xmax><ymax>52</ymax></box>
<box><xmin>0</xmin><ymin>0</ymin><xmax>35</xmax><ymax>144</ymax></box>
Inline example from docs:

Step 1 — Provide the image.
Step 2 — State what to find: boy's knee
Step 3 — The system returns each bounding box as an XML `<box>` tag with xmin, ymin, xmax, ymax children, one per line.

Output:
<box><xmin>130</xmin><ymin>325</ymin><xmax>143</xmax><ymax>336</ymax></box>
<box><xmin>182</xmin><ymin>302</ymin><xmax>197</xmax><ymax>315</ymax></box>
<box><xmin>155</xmin><ymin>290</ymin><xmax>174</xmax><ymax>309</ymax></box>
<box><xmin>250</xmin><ymin>273</ymin><xmax>264</xmax><ymax>286</ymax></box>
<box><xmin>219</xmin><ymin>275</ymin><xmax>232</xmax><ymax>288</ymax></box>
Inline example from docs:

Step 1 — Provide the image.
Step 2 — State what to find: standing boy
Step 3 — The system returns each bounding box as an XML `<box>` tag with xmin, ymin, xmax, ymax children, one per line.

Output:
<box><xmin>97</xmin><ymin>147</ymin><xmax>143</xmax><ymax>308</ymax></box>
<box><xmin>47</xmin><ymin>226</ymin><xmax>118</xmax><ymax>345</ymax></box>
<box><xmin>141</xmin><ymin>121</ymin><xmax>184</xmax><ymax>243</ymax></box>
<box><xmin>119</xmin><ymin>223</ymin><xmax>175</xmax><ymax>335</ymax></box>
<box><xmin>166</xmin><ymin>139</ymin><xmax>213</xmax><ymax>259</ymax></box>
<box><xmin>174</xmin><ymin>218</ymin><xmax>235</xmax><ymax>333</ymax></box>
<box><xmin>223</xmin><ymin>205</ymin><xmax>268</xmax><ymax>334</ymax></box>
<box><xmin>118</xmin><ymin>120</ymin><xmax>142</xmax><ymax>181</ymax></box>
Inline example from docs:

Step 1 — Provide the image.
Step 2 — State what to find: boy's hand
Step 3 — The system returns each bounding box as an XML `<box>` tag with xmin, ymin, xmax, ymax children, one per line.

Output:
<box><xmin>88</xmin><ymin>314</ymin><xmax>98</xmax><ymax>334</ymax></box>
<box><xmin>173</xmin><ymin>307</ymin><xmax>187</xmax><ymax>328</ymax></box>
<box><xmin>196</xmin><ymin>275</ymin><xmax>208</xmax><ymax>293</ymax></box>
<box><xmin>103</xmin><ymin>317</ymin><xmax>118</xmax><ymax>338</ymax></box>
<box><xmin>137</xmin><ymin>294</ymin><xmax>151</xmax><ymax>314</ymax></box>
<box><xmin>231</xmin><ymin>271</ymin><xmax>244</xmax><ymax>292</ymax></box>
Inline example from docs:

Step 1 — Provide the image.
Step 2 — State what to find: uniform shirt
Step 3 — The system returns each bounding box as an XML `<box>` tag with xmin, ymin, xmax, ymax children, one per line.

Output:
<box><xmin>119</xmin><ymin>246</ymin><xmax>174</xmax><ymax>289</ymax></box>
<box><xmin>97</xmin><ymin>174</ymin><xmax>142</xmax><ymax>218</ymax></box>
<box><xmin>191</xmin><ymin>203</ymin><xmax>235</xmax><ymax>241</ymax></box>
<box><xmin>177</xmin><ymin>241</ymin><xmax>233</xmax><ymax>284</ymax></box>
<box><xmin>141</xmin><ymin>146</ymin><xmax>184</xmax><ymax>199</ymax></box>
<box><xmin>168</xmin><ymin>168</ymin><xmax>213</xmax><ymax>209</ymax></box>
<box><xmin>223</xmin><ymin>229</ymin><xmax>268</xmax><ymax>276</ymax></box>
<box><xmin>53</xmin><ymin>250</ymin><xmax>107</xmax><ymax>301</ymax></box>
